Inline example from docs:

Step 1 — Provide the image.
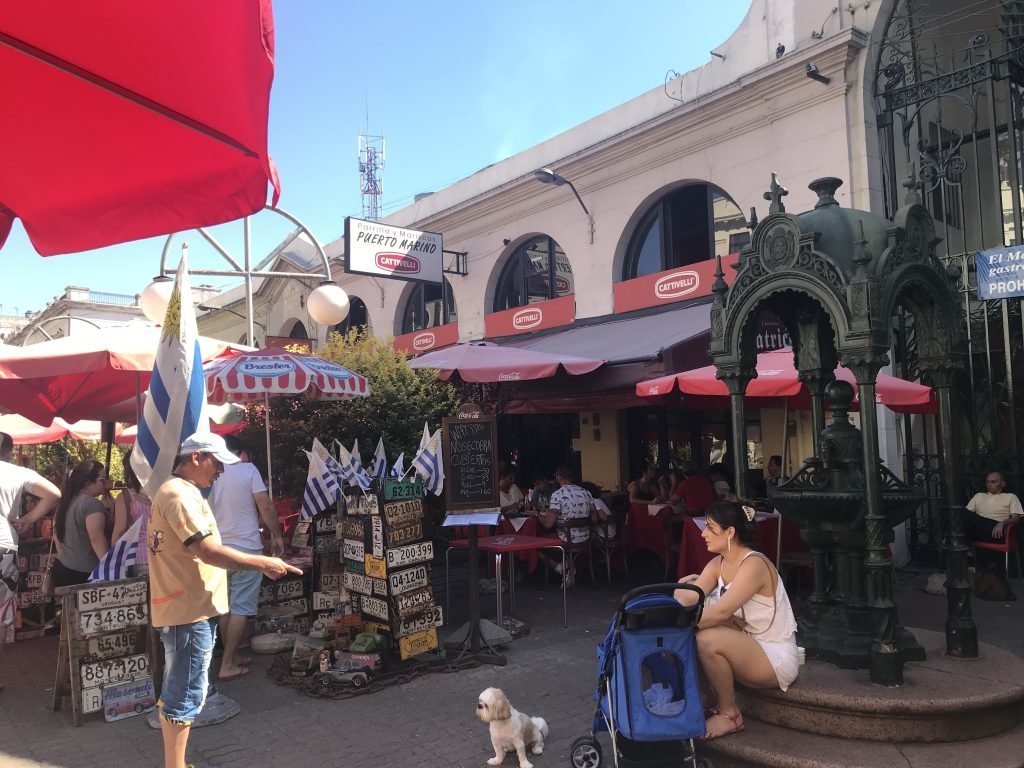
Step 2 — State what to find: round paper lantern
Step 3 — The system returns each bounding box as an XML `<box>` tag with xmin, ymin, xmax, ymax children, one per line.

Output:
<box><xmin>307</xmin><ymin>282</ymin><xmax>350</xmax><ymax>326</ymax></box>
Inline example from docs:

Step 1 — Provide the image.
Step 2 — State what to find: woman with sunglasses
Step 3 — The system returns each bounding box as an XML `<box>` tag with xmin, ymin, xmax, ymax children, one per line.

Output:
<box><xmin>673</xmin><ymin>500</ymin><xmax>799</xmax><ymax>740</ymax></box>
<box><xmin>52</xmin><ymin>460</ymin><xmax>110</xmax><ymax>587</ymax></box>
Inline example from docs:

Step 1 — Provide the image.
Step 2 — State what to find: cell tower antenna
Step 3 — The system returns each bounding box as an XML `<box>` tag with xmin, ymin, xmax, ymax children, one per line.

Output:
<box><xmin>358</xmin><ymin>100</ymin><xmax>385</xmax><ymax>221</ymax></box>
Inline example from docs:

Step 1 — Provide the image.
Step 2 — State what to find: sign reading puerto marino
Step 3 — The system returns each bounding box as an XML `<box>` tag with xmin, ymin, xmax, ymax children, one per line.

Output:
<box><xmin>976</xmin><ymin>246</ymin><xmax>1024</xmax><ymax>300</ymax></box>
<box><xmin>344</xmin><ymin>216</ymin><xmax>443</xmax><ymax>284</ymax></box>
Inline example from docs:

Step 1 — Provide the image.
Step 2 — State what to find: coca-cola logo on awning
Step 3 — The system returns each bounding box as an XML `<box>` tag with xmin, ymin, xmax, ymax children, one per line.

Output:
<box><xmin>497</xmin><ymin>372</ymin><xmax>522</xmax><ymax>381</ymax></box>
<box><xmin>375</xmin><ymin>252</ymin><xmax>421</xmax><ymax>274</ymax></box>
<box><xmin>512</xmin><ymin>307</ymin><xmax>543</xmax><ymax>330</ymax></box>
<box><xmin>412</xmin><ymin>332</ymin><xmax>435</xmax><ymax>351</ymax></box>
<box><xmin>654</xmin><ymin>270</ymin><xmax>699</xmax><ymax>299</ymax></box>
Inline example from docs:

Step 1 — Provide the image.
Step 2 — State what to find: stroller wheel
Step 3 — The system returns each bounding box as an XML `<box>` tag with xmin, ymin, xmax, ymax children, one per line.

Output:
<box><xmin>569</xmin><ymin>736</ymin><xmax>602</xmax><ymax>768</ymax></box>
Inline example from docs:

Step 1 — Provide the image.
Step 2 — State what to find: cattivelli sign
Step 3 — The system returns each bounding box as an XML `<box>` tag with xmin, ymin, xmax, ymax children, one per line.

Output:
<box><xmin>344</xmin><ymin>217</ymin><xmax>443</xmax><ymax>284</ymax></box>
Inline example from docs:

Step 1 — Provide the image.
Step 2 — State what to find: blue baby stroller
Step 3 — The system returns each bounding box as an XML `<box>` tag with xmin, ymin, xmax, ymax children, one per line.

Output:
<box><xmin>569</xmin><ymin>583</ymin><xmax>711</xmax><ymax>768</ymax></box>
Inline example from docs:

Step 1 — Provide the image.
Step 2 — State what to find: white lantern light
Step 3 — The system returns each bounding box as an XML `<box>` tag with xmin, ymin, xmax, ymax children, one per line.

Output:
<box><xmin>307</xmin><ymin>282</ymin><xmax>350</xmax><ymax>326</ymax></box>
<box><xmin>139</xmin><ymin>277</ymin><xmax>175</xmax><ymax>323</ymax></box>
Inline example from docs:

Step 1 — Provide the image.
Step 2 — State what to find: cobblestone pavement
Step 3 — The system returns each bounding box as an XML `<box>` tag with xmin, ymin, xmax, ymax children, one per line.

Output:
<box><xmin>0</xmin><ymin>564</ymin><xmax>1019</xmax><ymax>768</ymax></box>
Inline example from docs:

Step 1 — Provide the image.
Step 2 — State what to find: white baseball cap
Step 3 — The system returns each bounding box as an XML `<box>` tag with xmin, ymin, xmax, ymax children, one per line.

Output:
<box><xmin>178</xmin><ymin>432</ymin><xmax>240</xmax><ymax>465</ymax></box>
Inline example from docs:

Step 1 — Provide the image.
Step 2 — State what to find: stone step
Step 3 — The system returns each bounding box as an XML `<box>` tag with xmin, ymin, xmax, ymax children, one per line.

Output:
<box><xmin>699</xmin><ymin>717</ymin><xmax>1024</xmax><ymax>768</ymax></box>
<box><xmin>736</xmin><ymin>628</ymin><xmax>1024</xmax><ymax>742</ymax></box>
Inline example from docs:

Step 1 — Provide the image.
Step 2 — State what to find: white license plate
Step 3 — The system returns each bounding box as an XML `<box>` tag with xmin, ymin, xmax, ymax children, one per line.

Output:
<box><xmin>386</xmin><ymin>541</ymin><xmax>433</xmax><ymax>569</ymax></box>
<box><xmin>343</xmin><ymin>570</ymin><xmax>374</xmax><ymax>596</ymax></box>
<box><xmin>388</xmin><ymin>565</ymin><xmax>430</xmax><ymax>595</ymax></box>
<box><xmin>371</xmin><ymin>517</ymin><xmax>384</xmax><ymax>559</ymax></box>
<box><xmin>394</xmin><ymin>587</ymin><xmax>435</xmax><ymax>618</ymax></box>
<box><xmin>360</xmin><ymin>595</ymin><xmax>390</xmax><ymax>621</ymax></box>
<box><xmin>79</xmin><ymin>603</ymin><xmax>148</xmax><ymax>636</ymax></box>
<box><xmin>315</xmin><ymin>512</ymin><xmax>338</xmax><ymax>534</ymax></box>
<box><xmin>320</xmin><ymin>572</ymin><xmax>343</xmax><ymax>592</ymax></box>
<box><xmin>312</xmin><ymin>591</ymin><xmax>340</xmax><ymax>610</ymax></box>
<box><xmin>85</xmin><ymin>628</ymin><xmax>140</xmax><ymax>661</ymax></box>
<box><xmin>81</xmin><ymin>686</ymin><xmax>102</xmax><ymax>714</ymax></box>
<box><xmin>342</xmin><ymin>539</ymin><xmax>365</xmax><ymax>562</ymax></box>
<box><xmin>274</xmin><ymin>578</ymin><xmax>305</xmax><ymax>601</ymax></box>
<box><xmin>25</xmin><ymin>571</ymin><xmax>43</xmax><ymax>589</ymax></box>
<box><xmin>80</xmin><ymin>653</ymin><xmax>149</xmax><ymax>688</ymax></box>
<box><xmin>395</xmin><ymin>606</ymin><xmax>444</xmax><ymax>639</ymax></box>
<box><xmin>76</xmin><ymin>581</ymin><xmax>148</xmax><ymax>612</ymax></box>
<box><xmin>382</xmin><ymin>499</ymin><xmax>422</xmax><ymax>527</ymax></box>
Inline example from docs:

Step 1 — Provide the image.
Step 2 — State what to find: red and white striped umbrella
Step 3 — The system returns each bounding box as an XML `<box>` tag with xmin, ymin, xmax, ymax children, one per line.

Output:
<box><xmin>204</xmin><ymin>349</ymin><xmax>370</xmax><ymax>404</ymax></box>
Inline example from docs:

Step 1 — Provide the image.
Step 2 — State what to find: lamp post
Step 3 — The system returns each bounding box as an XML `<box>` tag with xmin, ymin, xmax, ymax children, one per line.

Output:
<box><xmin>534</xmin><ymin>167</ymin><xmax>594</xmax><ymax>243</ymax></box>
<box><xmin>139</xmin><ymin>205</ymin><xmax>350</xmax><ymax>345</ymax></box>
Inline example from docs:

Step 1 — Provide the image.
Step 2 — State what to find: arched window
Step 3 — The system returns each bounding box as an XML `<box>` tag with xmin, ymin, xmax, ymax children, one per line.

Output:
<box><xmin>493</xmin><ymin>235</ymin><xmax>573</xmax><ymax>312</ymax></box>
<box><xmin>331</xmin><ymin>296</ymin><xmax>369</xmax><ymax>337</ymax></box>
<box><xmin>622</xmin><ymin>183</ymin><xmax>748</xmax><ymax>280</ymax></box>
<box><xmin>288</xmin><ymin>320</ymin><xmax>308</xmax><ymax>339</ymax></box>
<box><xmin>401</xmin><ymin>280</ymin><xmax>457</xmax><ymax>334</ymax></box>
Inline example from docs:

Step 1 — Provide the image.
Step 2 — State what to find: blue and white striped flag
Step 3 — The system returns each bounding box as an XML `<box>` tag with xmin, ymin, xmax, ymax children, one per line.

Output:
<box><xmin>418</xmin><ymin>421</ymin><xmax>431</xmax><ymax>453</ymax></box>
<box><xmin>333</xmin><ymin>439</ymin><xmax>370</xmax><ymax>490</ymax></box>
<box><xmin>371</xmin><ymin>438</ymin><xmax>388</xmax><ymax>478</ymax></box>
<box><xmin>317</xmin><ymin>438</ymin><xmax>353</xmax><ymax>483</ymax></box>
<box><xmin>301</xmin><ymin>450</ymin><xmax>340</xmax><ymax>521</ymax></box>
<box><xmin>130</xmin><ymin>249</ymin><xmax>210</xmax><ymax>498</ymax></box>
<box><xmin>412</xmin><ymin>428</ymin><xmax>444</xmax><ymax>496</ymax></box>
<box><xmin>89</xmin><ymin>516</ymin><xmax>144</xmax><ymax>582</ymax></box>
<box><xmin>390</xmin><ymin>452</ymin><xmax>405</xmax><ymax>478</ymax></box>
<box><xmin>349</xmin><ymin>439</ymin><xmax>372</xmax><ymax>490</ymax></box>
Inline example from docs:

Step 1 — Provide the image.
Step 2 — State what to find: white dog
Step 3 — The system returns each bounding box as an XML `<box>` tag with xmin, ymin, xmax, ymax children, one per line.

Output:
<box><xmin>476</xmin><ymin>687</ymin><xmax>549</xmax><ymax>768</ymax></box>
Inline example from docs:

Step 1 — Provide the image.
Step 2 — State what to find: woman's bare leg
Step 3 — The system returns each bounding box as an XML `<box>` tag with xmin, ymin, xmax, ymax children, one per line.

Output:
<box><xmin>697</xmin><ymin>626</ymin><xmax>779</xmax><ymax>737</ymax></box>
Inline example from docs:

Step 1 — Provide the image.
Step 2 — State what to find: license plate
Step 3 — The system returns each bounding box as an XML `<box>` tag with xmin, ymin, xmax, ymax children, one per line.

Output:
<box><xmin>386</xmin><ymin>541</ymin><xmax>433</xmax><ymax>569</ymax></box>
<box><xmin>343</xmin><ymin>571</ymin><xmax>373</xmax><ymax>596</ymax></box>
<box><xmin>81</xmin><ymin>686</ymin><xmax>102</xmax><ymax>714</ymax></box>
<box><xmin>85</xmin><ymin>628</ymin><xmax>140</xmax><ymax>661</ymax></box>
<box><xmin>274</xmin><ymin>578</ymin><xmax>305</xmax><ymax>601</ymax></box>
<box><xmin>320</xmin><ymin>572</ymin><xmax>344</xmax><ymax>592</ymax></box>
<box><xmin>347</xmin><ymin>494</ymin><xmax>379</xmax><ymax>515</ymax></box>
<box><xmin>360</xmin><ymin>595</ymin><xmax>390</xmax><ymax>621</ymax></box>
<box><xmin>385</xmin><ymin>521</ymin><xmax>422</xmax><ymax>548</ymax></box>
<box><xmin>340</xmin><ymin>518</ymin><xmax>365</xmax><ymax>541</ymax></box>
<box><xmin>393</xmin><ymin>587</ymin><xmax>435</xmax><ymax>619</ymax></box>
<box><xmin>312</xmin><ymin>591</ymin><xmax>340</xmax><ymax>611</ymax></box>
<box><xmin>80</xmin><ymin>653</ymin><xmax>149</xmax><ymax>688</ymax></box>
<box><xmin>394</xmin><ymin>606</ymin><xmax>443</xmax><ymax>639</ymax></box>
<box><xmin>399</xmin><ymin>628</ymin><xmax>438</xmax><ymax>660</ymax></box>
<box><xmin>258</xmin><ymin>584</ymin><xmax>275</xmax><ymax>605</ymax></box>
<box><xmin>346</xmin><ymin>558</ymin><xmax>366</xmax><ymax>575</ymax></box>
<box><xmin>315</xmin><ymin>512</ymin><xmax>338</xmax><ymax>534</ymax></box>
<box><xmin>77</xmin><ymin>581</ymin><xmax>148</xmax><ymax>612</ymax></box>
<box><xmin>314</xmin><ymin>535</ymin><xmax>339</xmax><ymax>553</ymax></box>
<box><xmin>20</xmin><ymin>591</ymin><xmax>50</xmax><ymax>607</ymax></box>
<box><xmin>364</xmin><ymin>556</ymin><xmax>386</xmax><ymax>579</ymax></box>
<box><xmin>383</xmin><ymin>478</ymin><xmax>422</xmax><ymax>501</ymax></box>
<box><xmin>275</xmin><ymin>598</ymin><xmax>309</xmax><ymax>615</ymax></box>
<box><xmin>79</xmin><ymin>603</ymin><xmax>148</xmax><ymax>636</ymax></box>
<box><xmin>382</xmin><ymin>499</ymin><xmax>422</xmax><ymax>527</ymax></box>
<box><xmin>25</xmin><ymin>571</ymin><xmax>43</xmax><ymax>589</ymax></box>
<box><xmin>371</xmin><ymin>517</ymin><xmax>384</xmax><ymax>559</ymax></box>
<box><xmin>342</xmin><ymin>539</ymin><xmax>365</xmax><ymax>562</ymax></box>
<box><xmin>389</xmin><ymin>565</ymin><xmax>430</xmax><ymax>595</ymax></box>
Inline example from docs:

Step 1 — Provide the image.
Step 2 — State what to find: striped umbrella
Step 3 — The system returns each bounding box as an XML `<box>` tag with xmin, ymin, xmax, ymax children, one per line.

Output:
<box><xmin>203</xmin><ymin>348</ymin><xmax>370</xmax><ymax>497</ymax></box>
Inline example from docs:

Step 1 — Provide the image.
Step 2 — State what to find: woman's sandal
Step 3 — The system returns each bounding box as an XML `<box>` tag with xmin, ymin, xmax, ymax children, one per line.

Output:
<box><xmin>700</xmin><ymin>709</ymin><xmax>745</xmax><ymax>740</ymax></box>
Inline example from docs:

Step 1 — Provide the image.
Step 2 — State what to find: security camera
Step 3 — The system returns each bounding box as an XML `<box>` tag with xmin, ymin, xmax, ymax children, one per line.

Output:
<box><xmin>503</xmin><ymin>238</ymin><xmax>511</xmax><ymax>246</ymax></box>
<box><xmin>806</xmin><ymin>62</ymin><xmax>831</xmax><ymax>85</ymax></box>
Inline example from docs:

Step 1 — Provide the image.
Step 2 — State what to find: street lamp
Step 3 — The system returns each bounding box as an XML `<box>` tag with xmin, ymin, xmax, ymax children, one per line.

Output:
<box><xmin>534</xmin><ymin>167</ymin><xmax>594</xmax><ymax>243</ymax></box>
<box><xmin>140</xmin><ymin>206</ymin><xmax>350</xmax><ymax>346</ymax></box>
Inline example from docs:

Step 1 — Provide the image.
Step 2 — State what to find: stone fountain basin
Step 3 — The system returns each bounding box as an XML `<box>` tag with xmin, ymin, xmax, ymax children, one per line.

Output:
<box><xmin>771</xmin><ymin>490</ymin><xmax>922</xmax><ymax>529</ymax></box>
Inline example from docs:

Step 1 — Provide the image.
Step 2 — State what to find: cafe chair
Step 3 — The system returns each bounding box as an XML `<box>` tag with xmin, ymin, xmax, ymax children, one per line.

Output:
<box><xmin>971</xmin><ymin>520</ymin><xmax>1022</xmax><ymax>579</ymax></box>
<box><xmin>592</xmin><ymin>512</ymin><xmax>629</xmax><ymax>585</ymax></box>
<box><xmin>554</xmin><ymin>518</ymin><xmax>596</xmax><ymax>588</ymax></box>
<box><xmin>660</xmin><ymin>510</ymin><xmax>682</xmax><ymax>581</ymax></box>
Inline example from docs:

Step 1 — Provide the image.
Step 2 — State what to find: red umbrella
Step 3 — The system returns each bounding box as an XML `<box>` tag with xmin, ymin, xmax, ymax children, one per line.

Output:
<box><xmin>0</xmin><ymin>1</ymin><xmax>280</xmax><ymax>255</ymax></box>
<box><xmin>116</xmin><ymin>420</ymin><xmax>243</xmax><ymax>445</ymax></box>
<box><xmin>636</xmin><ymin>348</ymin><xmax>935</xmax><ymax>414</ymax></box>
<box><xmin>408</xmin><ymin>342</ymin><xmax>605</xmax><ymax>382</ymax></box>
<box><xmin>0</xmin><ymin>414</ymin><xmax>119</xmax><ymax>444</ymax></box>
<box><xmin>0</xmin><ymin>325</ymin><xmax>251</xmax><ymax>425</ymax></box>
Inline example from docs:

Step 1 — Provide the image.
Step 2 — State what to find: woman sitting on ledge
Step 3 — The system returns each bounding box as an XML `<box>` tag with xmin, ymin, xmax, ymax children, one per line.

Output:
<box><xmin>674</xmin><ymin>500</ymin><xmax>799</xmax><ymax>740</ymax></box>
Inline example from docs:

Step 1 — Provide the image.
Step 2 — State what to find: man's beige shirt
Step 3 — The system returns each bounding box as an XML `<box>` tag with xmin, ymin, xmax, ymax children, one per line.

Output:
<box><xmin>966</xmin><ymin>491</ymin><xmax>1024</xmax><ymax>523</ymax></box>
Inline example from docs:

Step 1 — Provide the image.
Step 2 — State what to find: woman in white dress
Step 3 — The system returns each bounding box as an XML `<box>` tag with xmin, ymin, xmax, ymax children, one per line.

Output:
<box><xmin>673</xmin><ymin>500</ymin><xmax>799</xmax><ymax>739</ymax></box>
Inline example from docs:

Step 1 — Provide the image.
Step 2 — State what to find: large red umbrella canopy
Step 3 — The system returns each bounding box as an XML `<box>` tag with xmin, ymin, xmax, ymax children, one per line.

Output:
<box><xmin>0</xmin><ymin>1</ymin><xmax>280</xmax><ymax>255</ymax></box>
<box><xmin>204</xmin><ymin>348</ymin><xmax>371</xmax><ymax>404</ymax></box>
<box><xmin>408</xmin><ymin>342</ymin><xmax>605</xmax><ymax>382</ymax></box>
<box><xmin>0</xmin><ymin>413</ymin><xmax>117</xmax><ymax>444</ymax></box>
<box><xmin>0</xmin><ymin>326</ymin><xmax>251</xmax><ymax>425</ymax></box>
<box><xmin>636</xmin><ymin>348</ymin><xmax>935</xmax><ymax>414</ymax></box>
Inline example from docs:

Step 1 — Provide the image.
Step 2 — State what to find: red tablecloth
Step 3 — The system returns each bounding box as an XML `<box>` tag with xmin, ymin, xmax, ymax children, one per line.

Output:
<box><xmin>676</xmin><ymin>514</ymin><xmax>805</xmax><ymax>579</ymax></box>
<box><xmin>625</xmin><ymin>502</ymin><xmax>676</xmax><ymax>567</ymax></box>
<box><xmin>497</xmin><ymin>516</ymin><xmax>540</xmax><ymax>572</ymax></box>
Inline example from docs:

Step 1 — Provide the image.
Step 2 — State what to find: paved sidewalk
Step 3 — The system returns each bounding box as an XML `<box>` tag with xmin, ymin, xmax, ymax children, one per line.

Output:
<box><xmin>0</xmin><ymin>565</ymin><xmax>1019</xmax><ymax>768</ymax></box>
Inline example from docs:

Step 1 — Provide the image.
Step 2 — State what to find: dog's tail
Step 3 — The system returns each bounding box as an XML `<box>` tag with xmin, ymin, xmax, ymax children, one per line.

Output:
<box><xmin>532</xmin><ymin>717</ymin><xmax>549</xmax><ymax>738</ymax></box>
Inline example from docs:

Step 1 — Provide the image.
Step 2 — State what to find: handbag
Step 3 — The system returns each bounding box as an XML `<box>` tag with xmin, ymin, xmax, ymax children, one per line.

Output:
<box><xmin>39</xmin><ymin>531</ymin><xmax>57</xmax><ymax>597</ymax></box>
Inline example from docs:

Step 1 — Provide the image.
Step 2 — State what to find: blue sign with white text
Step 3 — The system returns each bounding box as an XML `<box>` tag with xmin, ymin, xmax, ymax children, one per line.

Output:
<box><xmin>977</xmin><ymin>246</ymin><xmax>1024</xmax><ymax>300</ymax></box>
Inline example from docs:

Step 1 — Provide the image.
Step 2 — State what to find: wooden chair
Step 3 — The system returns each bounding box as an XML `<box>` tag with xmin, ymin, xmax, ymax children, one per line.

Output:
<box><xmin>555</xmin><ymin>518</ymin><xmax>596</xmax><ymax>588</ymax></box>
<box><xmin>971</xmin><ymin>520</ymin><xmax>1022</xmax><ymax>578</ymax></box>
<box><xmin>593</xmin><ymin>512</ymin><xmax>628</xmax><ymax>585</ymax></box>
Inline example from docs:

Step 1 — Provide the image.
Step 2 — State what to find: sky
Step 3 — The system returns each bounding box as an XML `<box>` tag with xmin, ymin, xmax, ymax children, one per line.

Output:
<box><xmin>1</xmin><ymin>1</ymin><xmax>751</xmax><ymax>317</ymax></box>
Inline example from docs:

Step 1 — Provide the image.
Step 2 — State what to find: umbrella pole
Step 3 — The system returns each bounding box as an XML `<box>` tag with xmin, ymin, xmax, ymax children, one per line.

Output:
<box><xmin>264</xmin><ymin>393</ymin><xmax>273</xmax><ymax>500</ymax></box>
<box><xmin>777</xmin><ymin>398</ymin><xmax>789</xmax><ymax>564</ymax></box>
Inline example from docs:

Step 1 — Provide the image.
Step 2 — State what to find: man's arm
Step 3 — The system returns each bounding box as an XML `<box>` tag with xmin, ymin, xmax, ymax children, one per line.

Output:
<box><xmin>189</xmin><ymin>536</ymin><xmax>300</xmax><ymax>580</ymax></box>
<box><xmin>253</xmin><ymin>491</ymin><xmax>284</xmax><ymax>557</ymax></box>
<box><xmin>13</xmin><ymin>475</ymin><xmax>61</xmax><ymax>533</ymax></box>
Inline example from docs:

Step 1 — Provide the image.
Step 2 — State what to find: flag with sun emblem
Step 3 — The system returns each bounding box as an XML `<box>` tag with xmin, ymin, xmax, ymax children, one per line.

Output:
<box><xmin>131</xmin><ymin>250</ymin><xmax>210</xmax><ymax>497</ymax></box>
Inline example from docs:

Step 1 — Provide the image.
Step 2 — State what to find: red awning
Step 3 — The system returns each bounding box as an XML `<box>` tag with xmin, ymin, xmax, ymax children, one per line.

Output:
<box><xmin>0</xmin><ymin>1</ymin><xmax>280</xmax><ymax>255</ymax></box>
<box><xmin>636</xmin><ymin>348</ymin><xmax>936</xmax><ymax>414</ymax></box>
<box><xmin>409</xmin><ymin>342</ymin><xmax>605</xmax><ymax>382</ymax></box>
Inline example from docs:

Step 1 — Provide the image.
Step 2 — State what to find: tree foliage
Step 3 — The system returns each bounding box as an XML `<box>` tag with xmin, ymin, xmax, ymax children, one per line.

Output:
<box><xmin>239</xmin><ymin>330</ymin><xmax>460</xmax><ymax>503</ymax></box>
<box><xmin>29</xmin><ymin>439</ymin><xmax>126</xmax><ymax>487</ymax></box>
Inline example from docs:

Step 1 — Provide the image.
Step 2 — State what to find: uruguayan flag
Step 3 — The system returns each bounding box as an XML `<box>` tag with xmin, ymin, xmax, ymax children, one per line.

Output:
<box><xmin>390</xmin><ymin>452</ymin><xmax>405</xmax><ymax>478</ymax></box>
<box><xmin>89</xmin><ymin>516</ymin><xmax>144</xmax><ymax>582</ymax></box>
<box><xmin>371</xmin><ymin>438</ymin><xmax>388</xmax><ymax>478</ymax></box>
<box><xmin>418</xmin><ymin>421</ymin><xmax>431</xmax><ymax>453</ymax></box>
<box><xmin>332</xmin><ymin>439</ymin><xmax>370</xmax><ymax>490</ymax></box>
<box><xmin>412</xmin><ymin>428</ymin><xmax>444</xmax><ymax>496</ymax></box>
<box><xmin>131</xmin><ymin>250</ymin><xmax>210</xmax><ymax>498</ymax></box>
<box><xmin>301</xmin><ymin>450</ymin><xmax>340</xmax><ymax>521</ymax></box>
<box><xmin>349</xmin><ymin>439</ymin><xmax>372</xmax><ymax>490</ymax></box>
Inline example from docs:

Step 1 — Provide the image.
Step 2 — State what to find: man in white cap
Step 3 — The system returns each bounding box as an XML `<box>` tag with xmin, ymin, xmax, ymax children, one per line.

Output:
<box><xmin>149</xmin><ymin>432</ymin><xmax>301</xmax><ymax>768</ymax></box>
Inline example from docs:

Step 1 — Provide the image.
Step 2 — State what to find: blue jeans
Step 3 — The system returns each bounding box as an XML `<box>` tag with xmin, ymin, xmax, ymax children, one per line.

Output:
<box><xmin>156</xmin><ymin>617</ymin><xmax>218</xmax><ymax>725</ymax></box>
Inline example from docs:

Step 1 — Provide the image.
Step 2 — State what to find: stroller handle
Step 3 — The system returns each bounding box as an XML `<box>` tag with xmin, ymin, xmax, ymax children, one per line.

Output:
<box><xmin>618</xmin><ymin>582</ymin><xmax>705</xmax><ymax>622</ymax></box>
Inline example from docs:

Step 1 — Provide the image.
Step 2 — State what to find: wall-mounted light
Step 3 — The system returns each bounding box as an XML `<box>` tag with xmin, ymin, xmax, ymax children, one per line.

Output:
<box><xmin>805</xmin><ymin>62</ymin><xmax>831</xmax><ymax>85</ymax></box>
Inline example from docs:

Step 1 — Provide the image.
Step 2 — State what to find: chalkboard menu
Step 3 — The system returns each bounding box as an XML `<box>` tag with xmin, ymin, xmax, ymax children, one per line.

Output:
<box><xmin>442</xmin><ymin>413</ymin><xmax>499</xmax><ymax>511</ymax></box>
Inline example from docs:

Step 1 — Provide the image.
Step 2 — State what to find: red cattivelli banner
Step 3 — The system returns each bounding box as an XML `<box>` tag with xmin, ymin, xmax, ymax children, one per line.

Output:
<box><xmin>484</xmin><ymin>294</ymin><xmax>576</xmax><ymax>339</ymax></box>
<box><xmin>612</xmin><ymin>254</ymin><xmax>740</xmax><ymax>314</ymax></box>
<box><xmin>393</xmin><ymin>322</ymin><xmax>460</xmax><ymax>356</ymax></box>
